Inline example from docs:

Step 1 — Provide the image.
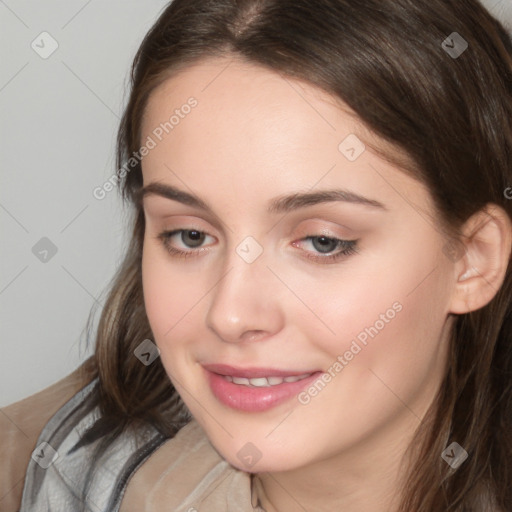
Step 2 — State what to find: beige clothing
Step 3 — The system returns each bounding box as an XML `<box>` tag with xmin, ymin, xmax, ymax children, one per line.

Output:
<box><xmin>0</xmin><ymin>364</ymin><xmax>272</xmax><ymax>512</ymax></box>
<box><xmin>0</xmin><ymin>365</ymin><xmax>91</xmax><ymax>512</ymax></box>
<box><xmin>119</xmin><ymin>419</ymin><xmax>270</xmax><ymax>512</ymax></box>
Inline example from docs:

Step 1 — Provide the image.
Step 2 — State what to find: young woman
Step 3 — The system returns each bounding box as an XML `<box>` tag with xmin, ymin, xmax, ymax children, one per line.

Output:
<box><xmin>4</xmin><ymin>0</ymin><xmax>512</xmax><ymax>510</ymax></box>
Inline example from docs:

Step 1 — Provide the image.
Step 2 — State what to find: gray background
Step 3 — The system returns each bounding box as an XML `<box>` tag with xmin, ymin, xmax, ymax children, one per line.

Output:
<box><xmin>0</xmin><ymin>0</ymin><xmax>169</xmax><ymax>406</ymax></box>
<box><xmin>1</xmin><ymin>0</ymin><xmax>511</xmax><ymax>406</ymax></box>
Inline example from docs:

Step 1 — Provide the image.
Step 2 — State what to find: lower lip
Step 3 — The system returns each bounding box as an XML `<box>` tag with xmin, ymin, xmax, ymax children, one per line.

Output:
<box><xmin>205</xmin><ymin>369</ymin><xmax>322</xmax><ymax>412</ymax></box>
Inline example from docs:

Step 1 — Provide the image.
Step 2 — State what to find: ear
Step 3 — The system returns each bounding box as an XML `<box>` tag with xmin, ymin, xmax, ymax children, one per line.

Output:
<box><xmin>449</xmin><ymin>204</ymin><xmax>512</xmax><ymax>315</ymax></box>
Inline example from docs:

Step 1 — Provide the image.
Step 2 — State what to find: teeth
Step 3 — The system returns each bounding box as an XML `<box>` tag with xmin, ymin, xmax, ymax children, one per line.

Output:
<box><xmin>225</xmin><ymin>373</ymin><xmax>313</xmax><ymax>387</ymax></box>
<box><xmin>232</xmin><ymin>377</ymin><xmax>250</xmax><ymax>385</ymax></box>
<box><xmin>248</xmin><ymin>377</ymin><xmax>270</xmax><ymax>387</ymax></box>
<box><xmin>284</xmin><ymin>373</ymin><xmax>311</xmax><ymax>383</ymax></box>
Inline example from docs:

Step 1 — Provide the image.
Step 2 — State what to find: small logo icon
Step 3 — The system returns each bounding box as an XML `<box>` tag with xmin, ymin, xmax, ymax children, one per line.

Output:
<box><xmin>442</xmin><ymin>238</ymin><xmax>466</xmax><ymax>263</ymax></box>
<box><xmin>236</xmin><ymin>236</ymin><xmax>264</xmax><ymax>264</ymax></box>
<box><xmin>441</xmin><ymin>442</ymin><xmax>468</xmax><ymax>469</ymax></box>
<box><xmin>338</xmin><ymin>134</ymin><xmax>366</xmax><ymax>162</ymax></box>
<box><xmin>504</xmin><ymin>187</ymin><xmax>512</xmax><ymax>200</ymax></box>
<box><xmin>134</xmin><ymin>339</ymin><xmax>160</xmax><ymax>366</ymax></box>
<box><xmin>31</xmin><ymin>31</ymin><xmax>59</xmax><ymax>59</ymax></box>
<box><xmin>31</xmin><ymin>442</ymin><xmax>59</xmax><ymax>469</ymax></box>
<box><xmin>32</xmin><ymin>237</ymin><xmax>58</xmax><ymax>263</ymax></box>
<box><xmin>237</xmin><ymin>442</ymin><xmax>262</xmax><ymax>468</ymax></box>
<box><xmin>442</xmin><ymin>32</ymin><xmax>468</xmax><ymax>59</ymax></box>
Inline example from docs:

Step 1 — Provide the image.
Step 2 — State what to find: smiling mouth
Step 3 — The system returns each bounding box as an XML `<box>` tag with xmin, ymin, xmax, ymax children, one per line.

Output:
<box><xmin>203</xmin><ymin>363</ymin><xmax>324</xmax><ymax>412</ymax></box>
<box><xmin>222</xmin><ymin>373</ymin><xmax>314</xmax><ymax>387</ymax></box>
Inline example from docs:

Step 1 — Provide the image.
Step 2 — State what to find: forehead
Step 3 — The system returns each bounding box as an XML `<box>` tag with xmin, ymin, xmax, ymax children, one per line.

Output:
<box><xmin>139</xmin><ymin>56</ymin><xmax>433</xmax><ymax>221</ymax></box>
<box><xmin>141</xmin><ymin>55</ymin><xmax>360</xmax><ymax>151</ymax></box>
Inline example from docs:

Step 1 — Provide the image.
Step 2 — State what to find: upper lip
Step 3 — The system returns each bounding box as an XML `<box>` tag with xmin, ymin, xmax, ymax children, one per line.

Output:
<box><xmin>202</xmin><ymin>363</ymin><xmax>320</xmax><ymax>378</ymax></box>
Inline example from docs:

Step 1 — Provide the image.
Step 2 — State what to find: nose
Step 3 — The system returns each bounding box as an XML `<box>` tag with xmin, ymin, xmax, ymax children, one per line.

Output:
<box><xmin>205</xmin><ymin>243</ymin><xmax>285</xmax><ymax>344</ymax></box>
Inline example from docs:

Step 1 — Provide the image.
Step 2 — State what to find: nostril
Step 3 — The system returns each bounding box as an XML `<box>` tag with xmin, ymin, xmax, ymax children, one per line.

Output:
<box><xmin>244</xmin><ymin>331</ymin><xmax>266</xmax><ymax>342</ymax></box>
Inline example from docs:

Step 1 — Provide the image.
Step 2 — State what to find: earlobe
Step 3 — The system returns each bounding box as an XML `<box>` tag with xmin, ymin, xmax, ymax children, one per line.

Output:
<box><xmin>449</xmin><ymin>204</ymin><xmax>512</xmax><ymax>315</ymax></box>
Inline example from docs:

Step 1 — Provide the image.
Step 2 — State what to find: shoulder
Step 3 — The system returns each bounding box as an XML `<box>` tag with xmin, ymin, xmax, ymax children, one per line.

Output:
<box><xmin>18</xmin><ymin>374</ymin><xmax>168</xmax><ymax>512</ymax></box>
<box><xmin>0</xmin><ymin>363</ymin><xmax>92</xmax><ymax>511</ymax></box>
<box><xmin>119</xmin><ymin>420</ymin><xmax>260</xmax><ymax>512</ymax></box>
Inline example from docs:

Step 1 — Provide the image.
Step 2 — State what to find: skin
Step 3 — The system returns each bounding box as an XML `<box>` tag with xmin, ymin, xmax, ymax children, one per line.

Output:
<box><xmin>139</xmin><ymin>56</ymin><xmax>511</xmax><ymax>512</ymax></box>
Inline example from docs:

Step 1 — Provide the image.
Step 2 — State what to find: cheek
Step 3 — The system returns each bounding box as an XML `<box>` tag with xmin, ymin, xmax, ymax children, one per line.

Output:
<box><xmin>141</xmin><ymin>243</ymin><xmax>189</xmax><ymax>341</ymax></box>
<box><xmin>141</xmin><ymin>241</ymin><xmax>209</xmax><ymax>375</ymax></box>
<box><xmin>301</xmin><ymin>243</ymin><xmax>450</xmax><ymax>384</ymax></box>
<box><xmin>142</xmin><ymin>243</ymin><xmax>168</xmax><ymax>334</ymax></box>
<box><xmin>290</xmin><ymin>269</ymin><xmax>450</xmax><ymax>453</ymax></box>
<box><xmin>365</xmin><ymin>276</ymin><xmax>450</xmax><ymax>392</ymax></box>
<box><xmin>323</xmin><ymin>269</ymin><xmax>450</xmax><ymax>423</ymax></box>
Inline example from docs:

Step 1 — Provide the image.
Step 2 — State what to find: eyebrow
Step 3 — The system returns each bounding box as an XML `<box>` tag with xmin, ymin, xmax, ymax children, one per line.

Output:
<box><xmin>139</xmin><ymin>182</ymin><xmax>388</xmax><ymax>214</ymax></box>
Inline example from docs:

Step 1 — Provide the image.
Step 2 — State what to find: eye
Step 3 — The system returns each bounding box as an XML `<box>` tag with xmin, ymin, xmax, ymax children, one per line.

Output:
<box><xmin>292</xmin><ymin>235</ymin><xmax>359</xmax><ymax>263</ymax></box>
<box><xmin>156</xmin><ymin>230</ymin><xmax>359</xmax><ymax>264</ymax></box>
<box><xmin>156</xmin><ymin>229</ymin><xmax>214</xmax><ymax>259</ymax></box>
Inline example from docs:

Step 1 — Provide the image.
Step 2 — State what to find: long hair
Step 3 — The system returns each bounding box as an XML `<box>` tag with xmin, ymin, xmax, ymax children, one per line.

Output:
<box><xmin>81</xmin><ymin>1</ymin><xmax>512</xmax><ymax>510</ymax></box>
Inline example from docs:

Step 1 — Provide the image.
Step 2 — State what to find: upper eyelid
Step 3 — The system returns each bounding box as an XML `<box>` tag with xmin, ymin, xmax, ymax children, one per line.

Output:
<box><xmin>144</xmin><ymin>205</ymin><xmax>361</xmax><ymax>235</ymax></box>
<box><xmin>162</xmin><ymin>228</ymin><xmax>350</xmax><ymax>246</ymax></box>
<box><xmin>143</xmin><ymin>204</ymin><xmax>227</xmax><ymax>233</ymax></box>
<box><xmin>156</xmin><ymin>216</ymin><xmax>354</xmax><ymax>235</ymax></box>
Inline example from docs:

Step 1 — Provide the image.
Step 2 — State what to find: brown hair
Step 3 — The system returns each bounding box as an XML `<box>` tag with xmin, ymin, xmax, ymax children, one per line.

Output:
<box><xmin>81</xmin><ymin>0</ymin><xmax>512</xmax><ymax>510</ymax></box>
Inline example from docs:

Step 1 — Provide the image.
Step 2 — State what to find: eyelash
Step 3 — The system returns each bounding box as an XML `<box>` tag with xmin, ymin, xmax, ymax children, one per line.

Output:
<box><xmin>156</xmin><ymin>229</ymin><xmax>359</xmax><ymax>264</ymax></box>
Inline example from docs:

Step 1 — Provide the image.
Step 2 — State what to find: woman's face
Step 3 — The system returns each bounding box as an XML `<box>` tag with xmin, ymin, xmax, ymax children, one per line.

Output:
<box><xmin>140</xmin><ymin>56</ymin><xmax>457</xmax><ymax>473</ymax></box>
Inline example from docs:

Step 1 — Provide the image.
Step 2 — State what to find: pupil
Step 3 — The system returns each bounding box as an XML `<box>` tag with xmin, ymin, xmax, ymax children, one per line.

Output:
<box><xmin>183</xmin><ymin>230</ymin><xmax>204</xmax><ymax>247</ymax></box>
<box><xmin>313</xmin><ymin>236</ymin><xmax>337</xmax><ymax>253</ymax></box>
